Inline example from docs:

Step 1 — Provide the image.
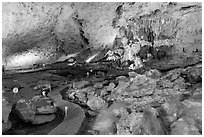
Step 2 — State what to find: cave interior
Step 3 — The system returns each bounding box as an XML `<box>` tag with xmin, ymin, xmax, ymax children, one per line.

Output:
<box><xmin>2</xmin><ymin>2</ymin><xmax>202</xmax><ymax>135</ymax></box>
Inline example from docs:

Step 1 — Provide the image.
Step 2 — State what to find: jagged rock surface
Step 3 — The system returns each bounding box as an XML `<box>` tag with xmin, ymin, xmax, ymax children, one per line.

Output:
<box><xmin>2</xmin><ymin>2</ymin><xmax>202</xmax><ymax>135</ymax></box>
<box><xmin>14</xmin><ymin>96</ymin><xmax>57</xmax><ymax>123</ymax></box>
<box><xmin>2</xmin><ymin>2</ymin><xmax>201</xmax><ymax>71</ymax></box>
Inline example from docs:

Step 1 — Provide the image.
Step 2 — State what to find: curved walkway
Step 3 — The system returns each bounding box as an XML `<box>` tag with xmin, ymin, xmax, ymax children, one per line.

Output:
<box><xmin>47</xmin><ymin>85</ymin><xmax>85</xmax><ymax>135</ymax></box>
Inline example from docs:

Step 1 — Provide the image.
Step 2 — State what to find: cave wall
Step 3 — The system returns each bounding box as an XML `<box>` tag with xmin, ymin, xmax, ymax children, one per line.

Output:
<box><xmin>2</xmin><ymin>2</ymin><xmax>202</xmax><ymax>70</ymax></box>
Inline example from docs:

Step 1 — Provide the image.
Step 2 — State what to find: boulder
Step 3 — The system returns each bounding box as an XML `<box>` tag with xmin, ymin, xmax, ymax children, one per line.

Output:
<box><xmin>92</xmin><ymin>109</ymin><xmax>118</xmax><ymax>135</ymax></box>
<box><xmin>116</xmin><ymin>76</ymin><xmax>129</xmax><ymax>82</ymax></box>
<box><xmin>158</xmin><ymin>79</ymin><xmax>173</xmax><ymax>88</ymax></box>
<box><xmin>170</xmin><ymin>117</ymin><xmax>200</xmax><ymax>135</ymax></box>
<box><xmin>129</xmin><ymin>75</ymin><xmax>156</xmax><ymax>97</ymax></box>
<box><xmin>15</xmin><ymin>99</ymin><xmax>36</xmax><ymax>122</ymax></box>
<box><xmin>36</xmin><ymin>106</ymin><xmax>57</xmax><ymax>114</ymax></box>
<box><xmin>106</xmin><ymin>82</ymin><xmax>115</xmax><ymax>91</ymax></box>
<box><xmin>189</xmin><ymin>85</ymin><xmax>202</xmax><ymax>102</ymax></box>
<box><xmin>32</xmin><ymin>95</ymin><xmax>57</xmax><ymax>114</ymax></box>
<box><xmin>87</xmin><ymin>96</ymin><xmax>108</xmax><ymax>111</ymax></box>
<box><xmin>113</xmin><ymin>80</ymin><xmax>130</xmax><ymax>94</ymax></box>
<box><xmin>144</xmin><ymin>69</ymin><xmax>161</xmax><ymax>79</ymax></box>
<box><xmin>93</xmin><ymin>82</ymin><xmax>104</xmax><ymax>89</ymax></box>
<box><xmin>172</xmin><ymin>77</ymin><xmax>186</xmax><ymax>91</ymax></box>
<box><xmin>141</xmin><ymin>107</ymin><xmax>169</xmax><ymax>135</ymax></box>
<box><xmin>128</xmin><ymin>71</ymin><xmax>138</xmax><ymax>78</ymax></box>
<box><xmin>32</xmin><ymin>114</ymin><xmax>56</xmax><ymax>124</ymax></box>
<box><xmin>66</xmin><ymin>87</ymin><xmax>91</xmax><ymax>104</ymax></box>
<box><xmin>182</xmin><ymin>100</ymin><xmax>202</xmax><ymax>119</ymax></box>
<box><xmin>116</xmin><ymin>111</ymin><xmax>143</xmax><ymax>135</ymax></box>
<box><xmin>161</xmin><ymin>95</ymin><xmax>184</xmax><ymax>124</ymax></box>
<box><xmin>181</xmin><ymin>100</ymin><xmax>202</xmax><ymax>132</ymax></box>
<box><xmin>74</xmin><ymin>91</ymin><xmax>88</xmax><ymax>104</ymax></box>
<box><xmin>72</xmin><ymin>80</ymin><xmax>90</xmax><ymax>89</ymax></box>
<box><xmin>184</xmin><ymin>65</ymin><xmax>202</xmax><ymax>83</ymax></box>
<box><xmin>164</xmin><ymin>68</ymin><xmax>183</xmax><ymax>81</ymax></box>
<box><xmin>15</xmin><ymin>96</ymin><xmax>57</xmax><ymax>122</ymax></box>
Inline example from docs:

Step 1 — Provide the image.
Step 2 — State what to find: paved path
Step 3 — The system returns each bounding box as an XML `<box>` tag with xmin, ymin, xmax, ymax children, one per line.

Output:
<box><xmin>47</xmin><ymin>85</ymin><xmax>85</xmax><ymax>135</ymax></box>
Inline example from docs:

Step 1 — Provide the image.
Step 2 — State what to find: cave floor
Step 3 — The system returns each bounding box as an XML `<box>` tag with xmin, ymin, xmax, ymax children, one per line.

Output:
<box><xmin>2</xmin><ymin>62</ymin><xmax>202</xmax><ymax>135</ymax></box>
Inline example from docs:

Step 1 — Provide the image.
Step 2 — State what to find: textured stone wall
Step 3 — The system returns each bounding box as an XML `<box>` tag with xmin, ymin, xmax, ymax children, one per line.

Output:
<box><xmin>2</xmin><ymin>2</ymin><xmax>202</xmax><ymax>70</ymax></box>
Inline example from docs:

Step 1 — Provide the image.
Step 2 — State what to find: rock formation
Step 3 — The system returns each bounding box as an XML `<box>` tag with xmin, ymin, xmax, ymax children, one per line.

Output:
<box><xmin>2</xmin><ymin>2</ymin><xmax>201</xmax><ymax>71</ymax></box>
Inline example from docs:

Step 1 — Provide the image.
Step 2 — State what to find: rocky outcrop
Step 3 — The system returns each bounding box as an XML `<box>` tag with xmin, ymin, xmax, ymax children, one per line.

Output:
<box><xmin>59</xmin><ymin>62</ymin><xmax>202</xmax><ymax>135</ymax></box>
<box><xmin>2</xmin><ymin>2</ymin><xmax>201</xmax><ymax>71</ymax></box>
<box><xmin>15</xmin><ymin>99</ymin><xmax>36</xmax><ymax>122</ymax></box>
<box><xmin>15</xmin><ymin>96</ymin><xmax>57</xmax><ymax>124</ymax></box>
<box><xmin>1</xmin><ymin>2</ymin><xmax>202</xmax><ymax>135</ymax></box>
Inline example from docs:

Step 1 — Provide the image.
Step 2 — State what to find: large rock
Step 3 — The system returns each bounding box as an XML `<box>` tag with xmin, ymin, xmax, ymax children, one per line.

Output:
<box><xmin>183</xmin><ymin>65</ymin><xmax>202</xmax><ymax>83</ymax></box>
<box><xmin>15</xmin><ymin>99</ymin><xmax>36</xmax><ymax>122</ymax></box>
<box><xmin>144</xmin><ymin>69</ymin><xmax>161</xmax><ymax>79</ymax></box>
<box><xmin>129</xmin><ymin>74</ymin><xmax>156</xmax><ymax>97</ymax></box>
<box><xmin>116</xmin><ymin>111</ymin><xmax>143</xmax><ymax>135</ymax></box>
<box><xmin>32</xmin><ymin>114</ymin><xmax>56</xmax><ymax>125</ymax></box>
<box><xmin>66</xmin><ymin>86</ymin><xmax>94</xmax><ymax>104</ymax></box>
<box><xmin>140</xmin><ymin>107</ymin><xmax>169</xmax><ymax>135</ymax></box>
<box><xmin>92</xmin><ymin>109</ymin><xmax>119</xmax><ymax>135</ymax></box>
<box><xmin>36</xmin><ymin>106</ymin><xmax>57</xmax><ymax>115</ymax></box>
<box><xmin>182</xmin><ymin>100</ymin><xmax>202</xmax><ymax>120</ymax></box>
<box><xmin>106</xmin><ymin>82</ymin><xmax>116</xmax><ymax>91</ymax></box>
<box><xmin>161</xmin><ymin>95</ymin><xmax>184</xmax><ymax>124</ymax></box>
<box><xmin>113</xmin><ymin>76</ymin><xmax>130</xmax><ymax>94</ymax></box>
<box><xmin>181</xmin><ymin>100</ymin><xmax>202</xmax><ymax>132</ymax></box>
<box><xmin>15</xmin><ymin>96</ymin><xmax>56</xmax><ymax>122</ymax></box>
<box><xmin>87</xmin><ymin>96</ymin><xmax>108</xmax><ymax>111</ymax></box>
<box><xmin>32</xmin><ymin>96</ymin><xmax>57</xmax><ymax>114</ymax></box>
<box><xmin>170</xmin><ymin>117</ymin><xmax>200</xmax><ymax>135</ymax></box>
<box><xmin>189</xmin><ymin>85</ymin><xmax>202</xmax><ymax>102</ymax></box>
<box><xmin>72</xmin><ymin>80</ymin><xmax>90</xmax><ymax>89</ymax></box>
